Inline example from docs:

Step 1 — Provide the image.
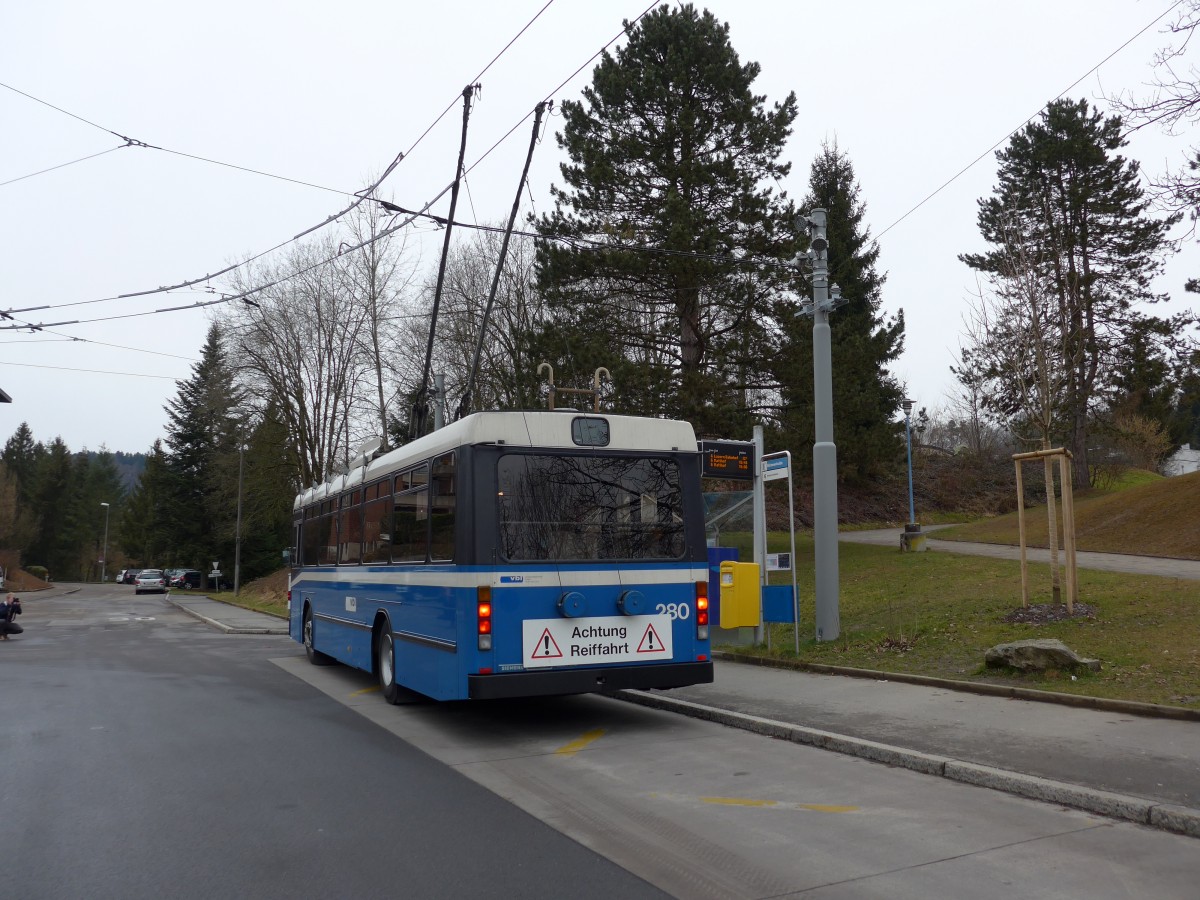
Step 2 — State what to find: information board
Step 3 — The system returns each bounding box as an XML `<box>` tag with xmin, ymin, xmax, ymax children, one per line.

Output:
<box><xmin>699</xmin><ymin>440</ymin><xmax>755</xmax><ymax>480</ymax></box>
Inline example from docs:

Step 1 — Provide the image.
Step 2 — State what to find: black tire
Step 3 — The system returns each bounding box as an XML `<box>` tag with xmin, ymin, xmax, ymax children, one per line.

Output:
<box><xmin>303</xmin><ymin>606</ymin><xmax>336</xmax><ymax>667</ymax></box>
<box><xmin>376</xmin><ymin>626</ymin><xmax>421</xmax><ymax>705</ymax></box>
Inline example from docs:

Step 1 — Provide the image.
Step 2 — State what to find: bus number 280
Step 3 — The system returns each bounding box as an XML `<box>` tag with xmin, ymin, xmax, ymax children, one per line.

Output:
<box><xmin>655</xmin><ymin>603</ymin><xmax>690</xmax><ymax>620</ymax></box>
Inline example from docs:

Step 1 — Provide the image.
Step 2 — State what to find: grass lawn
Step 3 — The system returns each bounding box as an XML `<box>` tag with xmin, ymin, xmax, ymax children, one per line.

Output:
<box><xmin>935</xmin><ymin>469</ymin><xmax>1200</xmax><ymax>560</ymax></box>
<box><xmin>173</xmin><ymin>577</ymin><xmax>289</xmax><ymax>619</ymax></box>
<box><xmin>718</xmin><ymin>531</ymin><xmax>1200</xmax><ymax>709</ymax></box>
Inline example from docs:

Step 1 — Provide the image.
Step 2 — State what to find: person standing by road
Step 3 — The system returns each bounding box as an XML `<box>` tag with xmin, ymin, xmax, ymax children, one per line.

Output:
<box><xmin>1</xmin><ymin>592</ymin><xmax>23</xmax><ymax>640</ymax></box>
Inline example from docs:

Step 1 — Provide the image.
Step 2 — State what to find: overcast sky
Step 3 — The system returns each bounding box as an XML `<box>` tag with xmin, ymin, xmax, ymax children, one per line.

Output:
<box><xmin>4</xmin><ymin>0</ymin><xmax>1199</xmax><ymax>456</ymax></box>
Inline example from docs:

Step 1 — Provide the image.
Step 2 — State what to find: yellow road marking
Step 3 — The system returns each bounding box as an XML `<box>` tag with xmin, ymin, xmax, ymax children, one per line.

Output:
<box><xmin>349</xmin><ymin>685</ymin><xmax>381</xmax><ymax>697</ymax></box>
<box><xmin>555</xmin><ymin>728</ymin><xmax>606</xmax><ymax>756</ymax></box>
<box><xmin>702</xmin><ymin>797</ymin><xmax>858</xmax><ymax>813</ymax></box>
<box><xmin>703</xmin><ymin>797</ymin><xmax>778</xmax><ymax>808</ymax></box>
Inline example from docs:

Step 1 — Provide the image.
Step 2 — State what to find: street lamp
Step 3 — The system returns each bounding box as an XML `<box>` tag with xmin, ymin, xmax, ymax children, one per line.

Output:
<box><xmin>901</xmin><ymin>400</ymin><xmax>915</xmax><ymax>525</ymax></box>
<box><xmin>234</xmin><ymin>442</ymin><xmax>245</xmax><ymax>596</ymax></box>
<box><xmin>900</xmin><ymin>400</ymin><xmax>925</xmax><ymax>551</ymax></box>
<box><xmin>100</xmin><ymin>502</ymin><xmax>110</xmax><ymax>583</ymax></box>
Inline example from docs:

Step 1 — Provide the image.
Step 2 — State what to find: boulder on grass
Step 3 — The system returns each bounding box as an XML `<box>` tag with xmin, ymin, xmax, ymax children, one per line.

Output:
<box><xmin>984</xmin><ymin>638</ymin><xmax>1101</xmax><ymax>673</ymax></box>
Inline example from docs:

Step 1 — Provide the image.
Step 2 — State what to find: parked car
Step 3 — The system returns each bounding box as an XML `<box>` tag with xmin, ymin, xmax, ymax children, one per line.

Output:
<box><xmin>134</xmin><ymin>569</ymin><xmax>167</xmax><ymax>594</ymax></box>
<box><xmin>170</xmin><ymin>569</ymin><xmax>202</xmax><ymax>589</ymax></box>
<box><xmin>121</xmin><ymin>569</ymin><xmax>141</xmax><ymax>585</ymax></box>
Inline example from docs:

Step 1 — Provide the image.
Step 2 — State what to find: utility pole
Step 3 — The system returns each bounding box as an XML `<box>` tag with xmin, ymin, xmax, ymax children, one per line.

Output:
<box><xmin>234</xmin><ymin>443</ymin><xmax>245</xmax><ymax>596</ymax></box>
<box><xmin>798</xmin><ymin>209</ymin><xmax>843</xmax><ymax>641</ymax></box>
<box><xmin>100</xmin><ymin>501</ymin><xmax>110</xmax><ymax>583</ymax></box>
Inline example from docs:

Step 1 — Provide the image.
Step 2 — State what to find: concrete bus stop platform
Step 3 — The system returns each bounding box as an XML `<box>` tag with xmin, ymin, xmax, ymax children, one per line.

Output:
<box><xmin>621</xmin><ymin>656</ymin><xmax>1200</xmax><ymax>839</ymax></box>
<box><xmin>167</xmin><ymin>593</ymin><xmax>289</xmax><ymax>635</ymax></box>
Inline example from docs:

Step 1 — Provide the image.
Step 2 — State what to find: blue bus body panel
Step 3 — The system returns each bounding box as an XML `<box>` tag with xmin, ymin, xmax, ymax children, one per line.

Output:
<box><xmin>290</xmin><ymin>563</ymin><xmax>710</xmax><ymax>701</ymax></box>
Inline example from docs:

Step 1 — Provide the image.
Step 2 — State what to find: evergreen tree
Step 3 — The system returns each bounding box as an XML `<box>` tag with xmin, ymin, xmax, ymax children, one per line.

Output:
<box><xmin>239</xmin><ymin>403</ymin><xmax>299</xmax><ymax>581</ymax></box>
<box><xmin>2</xmin><ymin>423</ymin><xmax>44</xmax><ymax>509</ymax></box>
<box><xmin>26</xmin><ymin>438</ymin><xmax>75</xmax><ymax>577</ymax></box>
<box><xmin>2</xmin><ymin>423</ymin><xmax>44</xmax><ymax>558</ymax></box>
<box><xmin>162</xmin><ymin>323</ymin><xmax>245</xmax><ymax>568</ymax></box>
<box><xmin>535</xmin><ymin>3</ymin><xmax>797</xmax><ymax>434</ymax></box>
<box><xmin>961</xmin><ymin>98</ymin><xmax>1176</xmax><ymax>486</ymax></box>
<box><xmin>84</xmin><ymin>448</ymin><xmax>127</xmax><ymax>580</ymax></box>
<box><xmin>120</xmin><ymin>441</ymin><xmax>172</xmax><ymax>566</ymax></box>
<box><xmin>772</xmin><ymin>142</ymin><xmax>905</xmax><ymax>482</ymax></box>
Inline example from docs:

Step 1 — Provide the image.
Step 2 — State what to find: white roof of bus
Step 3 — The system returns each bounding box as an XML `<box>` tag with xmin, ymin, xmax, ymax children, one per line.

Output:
<box><xmin>295</xmin><ymin>411</ymin><xmax>697</xmax><ymax>510</ymax></box>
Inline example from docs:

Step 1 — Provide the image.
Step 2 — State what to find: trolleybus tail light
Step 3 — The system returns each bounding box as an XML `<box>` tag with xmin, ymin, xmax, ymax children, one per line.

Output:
<box><xmin>477</xmin><ymin>587</ymin><xmax>493</xmax><ymax>651</ymax></box>
<box><xmin>695</xmin><ymin>581</ymin><xmax>709</xmax><ymax>640</ymax></box>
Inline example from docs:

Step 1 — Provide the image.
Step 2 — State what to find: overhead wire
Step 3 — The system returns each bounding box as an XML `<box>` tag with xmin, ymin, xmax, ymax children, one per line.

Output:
<box><xmin>0</xmin><ymin>2</ymin><xmax>558</xmax><ymax>318</ymax></box>
<box><xmin>0</xmin><ymin>144</ymin><xmax>129</xmax><ymax>189</ymax></box>
<box><xmin>874</xmin><ymin>0</ymin><xmax>1186</xmax><ymax>241</ymax></box>
<box><xmin>0</xmin><ymin>360</ymin><xmax>182</xmax><ymax>380</ymax></box>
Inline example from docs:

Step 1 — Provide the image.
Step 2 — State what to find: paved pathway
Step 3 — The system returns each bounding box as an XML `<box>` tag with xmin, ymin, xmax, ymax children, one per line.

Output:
<box><xmin>840</xmin><ymin>527</ymin><xmax>1200</xmax><ymax>580</ymax></box>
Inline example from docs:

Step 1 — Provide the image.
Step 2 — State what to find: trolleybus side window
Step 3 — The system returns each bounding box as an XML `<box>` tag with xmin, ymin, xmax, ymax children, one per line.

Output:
<box><xmin>318</xmin><ymin>499</ymin><xmax>338</xmax><ymax>566</ymax></box>
<box><xmin>430</xmin><ymin>452</ymin><xmax>456</xmax><ymax>561</ymax></box>
<box><xmin>338</xmin><ymin>490</ymin><xmax>363</xmax><ymax>565</ymax></box>
<box><xmin>302</xmin><ymin>506</ymin><xmax>320</xmax><ymax>566</ymax></box>
<box><xmin>390</xmin><ymin>465</ymin><xmax>429</xmax><ymax>562</ymax></box>
<box><xmin>496</xmin><ymin>454</ymin><xmax>685</xmax><ymax>561</ymax></box>
<box><xmin>361</xmin><ymin>479</ymin><xmax>393</xmax><ymax>564</ymax></box>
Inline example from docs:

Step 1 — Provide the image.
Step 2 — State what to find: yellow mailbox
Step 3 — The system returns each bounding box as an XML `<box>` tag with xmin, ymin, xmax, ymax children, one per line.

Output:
<box><xmin>719</xmin><ymin>560</ymin><xmax>761</xmax><ymax>628</ymax></box>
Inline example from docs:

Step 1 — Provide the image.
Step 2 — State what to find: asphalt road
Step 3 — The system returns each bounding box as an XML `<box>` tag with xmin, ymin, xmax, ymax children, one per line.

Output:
<box><xmin>6</xmin><ymin>585</ymin><xmax>1200</xmax><ymax>899</ymax></box>
<box><xmin>0</xmin><ymin>586</ymin><xmax>666</xmax><ymax>900</ymax></box>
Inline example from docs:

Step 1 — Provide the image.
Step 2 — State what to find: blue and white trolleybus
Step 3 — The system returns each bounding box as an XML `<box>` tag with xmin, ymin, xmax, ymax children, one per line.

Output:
<box><xmin>288</xmin><ymin>410</ymin><xmax>714</xmax><ymax>702</ymax></box>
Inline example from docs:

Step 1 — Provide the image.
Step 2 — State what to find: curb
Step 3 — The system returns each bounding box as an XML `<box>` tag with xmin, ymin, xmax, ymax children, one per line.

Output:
<box><xmin>713</xmin><ymin>651</ymin><xmax>1200</xmax><ymax>722</ymax></box>
<box><xmin>166</xmin><ymin>596</ymin><xmax>288</xmax><ymax>635</ymax></box>
<box><xmin>613</xmin><ymin>689</ymin><xmax>1200</xmax><ymax>840</ymax></box>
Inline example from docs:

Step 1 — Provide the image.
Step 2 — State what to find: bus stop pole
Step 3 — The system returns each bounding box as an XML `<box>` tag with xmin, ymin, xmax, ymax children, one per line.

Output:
<box><xmin>752</xmin><ymin>425</ymin><xmax>766</xmax><ymax>645</ymax></box>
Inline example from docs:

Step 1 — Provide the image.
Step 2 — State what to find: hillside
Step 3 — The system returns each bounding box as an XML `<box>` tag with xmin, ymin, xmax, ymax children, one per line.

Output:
<box><xmin>937</xmin><ymin>469</ymin><xmax>1200</xmax><ymax>560</ymax></box>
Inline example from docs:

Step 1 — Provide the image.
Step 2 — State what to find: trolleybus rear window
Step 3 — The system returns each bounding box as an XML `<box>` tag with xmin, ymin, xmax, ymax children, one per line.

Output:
<box><xmin>497</xmin><ymin>454</ymin><xmax>684</xmax><ymax>561</ymax></box>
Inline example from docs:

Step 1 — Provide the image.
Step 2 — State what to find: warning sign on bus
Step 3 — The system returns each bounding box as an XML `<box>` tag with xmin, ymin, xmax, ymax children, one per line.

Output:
<box><xmin>521</xmin><ymin>615</ymin><xmax>673</xmax><ymax>669</ymax></box>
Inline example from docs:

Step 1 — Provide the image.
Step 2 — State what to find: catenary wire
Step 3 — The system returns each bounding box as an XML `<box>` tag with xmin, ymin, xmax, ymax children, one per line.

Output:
<box><xmin>0</xmin><ymin>3</ymin><xmax>557</xmax><ymax>313</ymax></box>
<box><xmin>0</xmin><ymin>360</ymin><xmax>182</xmax><ymax>380</ymax></box>
<box><xmin>0</xmin><ymin>144</ymin><xmax>129</xmax><ymax>189</ymax></box>
<box><xmin>874</xmin><ymin>0</ymin><xmax>1186</xmax><ymax>241</ymax></box>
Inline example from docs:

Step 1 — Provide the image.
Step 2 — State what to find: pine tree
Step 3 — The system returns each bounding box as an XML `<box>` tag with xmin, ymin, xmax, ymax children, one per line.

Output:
<box><xmin>162</xmin><ymin>322</ymin><xmax>244</xmax><ymax>568</ymax></box>
<box><xmin>772</xmin><ymin>143</ymin><xmax>906</xmax><ymax>482</ymax></box>
<box><xmin>120</xmin><ymin>441</ymin><xmax>173</xmax><ymax>566</ymax></box>
<box><xmin>26</xmin><ymin>438</ymin><xmax>75</xmax><ymax>577</ymax></box>
<box><xmin>961</xmin><ymin>98</ymin><xmax>1176</xmax><ymax>486</ymax></box>
<box><xmin>535</xmin><ymin>4</ymin><xmax>797</xmax><ymax>434</ymax></box>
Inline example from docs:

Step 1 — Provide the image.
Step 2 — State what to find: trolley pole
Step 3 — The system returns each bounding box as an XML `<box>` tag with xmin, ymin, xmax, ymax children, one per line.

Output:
<box><xmin>799</xmin><ymin>209</ymin><xmax>842</xmax><ymax>641</ymax></box>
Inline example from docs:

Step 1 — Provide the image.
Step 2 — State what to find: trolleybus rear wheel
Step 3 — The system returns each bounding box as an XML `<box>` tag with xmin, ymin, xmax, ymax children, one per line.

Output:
<box><xmin>376</xmin><ymin>628</ymin><xmax>420</xmax><ymax>704</ymax></box>
<box><xmin>303</xmin><ymin>606</ymin><xmax>336</xmax><ymax>666</ymax></box>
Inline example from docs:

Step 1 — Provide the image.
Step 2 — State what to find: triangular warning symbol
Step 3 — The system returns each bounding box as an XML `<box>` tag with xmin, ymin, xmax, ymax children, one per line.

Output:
<box><xmin>637</xmin><ymin>623</ymin><xmax>665</xmax><ymax>653</ymax></box>
<box><xmin>532</xmin><ymin>627</ymin><xmax>563</xmax><ymax>659</ymax></box>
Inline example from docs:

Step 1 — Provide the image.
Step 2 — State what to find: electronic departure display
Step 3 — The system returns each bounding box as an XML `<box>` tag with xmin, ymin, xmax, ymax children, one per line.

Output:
<box><xmin>699</xmin><ymin>440</ymin><xmax>755</xmax><ymax>480</ymax></box>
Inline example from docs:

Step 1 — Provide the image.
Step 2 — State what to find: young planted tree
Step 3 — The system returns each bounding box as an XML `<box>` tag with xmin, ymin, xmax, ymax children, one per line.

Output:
<box><xmin>961</xmin><ymin>98</ymin><xmax>1177</xmax><ymax>487</ymax></box>
<box><xmin>772</xmin><ymin>142</ymin><xmax>905</xmax><ymax>481</ymax></box>
<box><xmin>535</xmin><ymin>3</ymin><xmax>798</xmax><ymax>435</ymax></box>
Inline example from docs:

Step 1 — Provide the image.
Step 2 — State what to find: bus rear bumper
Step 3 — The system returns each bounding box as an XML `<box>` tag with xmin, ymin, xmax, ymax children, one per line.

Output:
<box><xmin>467</xmin><ymin>661</ymin><xmax>713</xmax><ymax>700</ymax></box>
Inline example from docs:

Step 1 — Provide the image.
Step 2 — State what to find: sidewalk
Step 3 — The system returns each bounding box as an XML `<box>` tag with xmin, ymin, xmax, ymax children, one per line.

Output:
<box><xmin>840</xmin><ymin>526</ymin><xmax>1200</xmax><ymax>580</ymax></box>
<box><xmin>622</xmin><ymin>657</ymin><xmax>1200</xmax><ymax>839</ymax></box>
<box><xmin>180</xmin><ymin>592</ymin><xmax>1200</xmax><ymax>839</ymax></box>
<box><xmin>167</xmin><ymin>594</ymin><xmax>289</xmax><ymax>634</ymax></box>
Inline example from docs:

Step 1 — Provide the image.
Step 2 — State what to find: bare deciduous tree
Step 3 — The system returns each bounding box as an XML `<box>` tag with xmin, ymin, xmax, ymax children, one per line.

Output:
<box><xmin>223</xmin><ymin>235</ymin><xmax>378</xmax><ymax>486</ymax></box>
